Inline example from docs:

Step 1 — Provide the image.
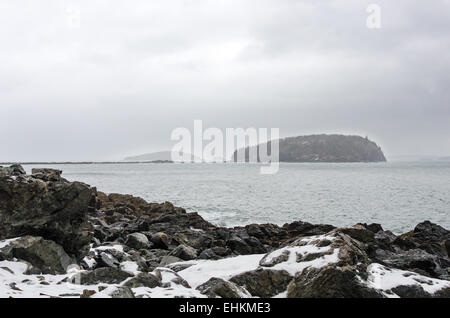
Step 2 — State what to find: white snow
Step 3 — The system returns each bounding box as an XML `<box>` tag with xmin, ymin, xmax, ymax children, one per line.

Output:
<box><xmin>365</xmin><ymin>263</ymin><xmax>450</xmax><ymax>296</ymax></box>
<box><xmin>178</xmin><ymin>254</ymin><xmax>263</xmax><ymax>289</ymax></box>
<box><xmin>260</xmin><ymin>234</ymin><xmax>340</xmax><ymax>276</ymax></box>
<box><xmin>269</xmin><ymin>246</ymin><xmax>340</xmax><ymax>276</ymax></box>
<box><xmin>120</xmin><ymin>261</ymin><xmax>139</xmax><ymax>275</ymax></box>
<box><xmin>92</xmin><ymin>245</ymin><xmax>124</xmax><ymax>253</ymax></box>
<box><xmin>0</xmin><ymin>237</ymin><xmax>20</xmax><ymax>249</ymax></box>
<box><xmin>0</xmin><ymin>260</ymin><xmax>95</xmax><ymax>298</ymax></box>
<box><xmin>2</xmin><ymin>235</ymin><xmax>449</xmax><ymax>298</ymax></box>
<box><xmin>132</xmin><ymin>286</ymin><xmax>206</xmax><ymax>298</ymax></box>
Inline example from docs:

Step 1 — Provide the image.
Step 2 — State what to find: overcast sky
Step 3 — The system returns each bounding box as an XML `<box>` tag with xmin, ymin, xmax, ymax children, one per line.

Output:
<box><xmin>1</xmin><ymin>0</ymin><xmax>449</xmax><ymax>161</ymax></box>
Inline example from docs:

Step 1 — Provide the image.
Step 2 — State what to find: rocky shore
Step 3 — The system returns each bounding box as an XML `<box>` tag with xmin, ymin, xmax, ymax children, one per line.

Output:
<box><xmin>0</xmin><ymin>164</ymin><xmax>449</xmax><ymax>298</ymax></box>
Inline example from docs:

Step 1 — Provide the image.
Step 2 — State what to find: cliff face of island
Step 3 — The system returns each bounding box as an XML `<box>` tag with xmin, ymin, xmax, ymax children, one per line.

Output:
<box><xmin>234</xmin><ymin>134</ymin><xmax>387</xmax><ymax>163</ymax></box>
<box><xmin>1</xmin><ymin>165</ymin><xmax>449</xmax><ymax>298</ymax></box>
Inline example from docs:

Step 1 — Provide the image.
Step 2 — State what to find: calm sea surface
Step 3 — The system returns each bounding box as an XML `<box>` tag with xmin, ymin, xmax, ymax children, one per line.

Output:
<box><xmin>23</xmin><ymin>162</ymin><xmax>450</xmax><ymax>234</ymax></box>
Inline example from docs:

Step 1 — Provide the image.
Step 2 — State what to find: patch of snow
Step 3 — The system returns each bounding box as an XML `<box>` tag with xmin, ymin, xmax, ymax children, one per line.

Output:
<box><xmin>0</xmin><ymin>237</ymin><xmax>20</xmax><ymax>249</ymax></box>
<box><xmin>270</xmin><ymin>246</ymin><xmax>340</xmax><ymax>276</ymax></box>
<box><xmin>0</xmin><ymin>260</ymin><xmax>98</xmax><ymax>298</ymax></box>
<box><xmin>189</xmin><ymin>227</ymin><xmax>204</xmax><ymax>233</ymax></box>
<box><xmin>178</xmin><ymin>254</ymin><xmax>264</xmax><ymax>289</ymax></box>
<box><xmin>365</xmin><ymin>263</ymin><xmax>450</xmax><ymax>295</ymax></box>
<box><xmin>92</xmin><ymin>245</ymin><xmax>124</xmax><ymax>253</ymax></box>
<box><xmin>120</xmin><ymin>261</ymin><xmax>139</xmax><ymax>275</ymax></box>
<box><xmin>272</xmin><ymin>291</ymin><xmax>288</xmax><ymax>298</ymax></box>
<box><xmin>132</xmin><ymin>286</ymin><xmax>206</xmax><ymax>298</ymax></box>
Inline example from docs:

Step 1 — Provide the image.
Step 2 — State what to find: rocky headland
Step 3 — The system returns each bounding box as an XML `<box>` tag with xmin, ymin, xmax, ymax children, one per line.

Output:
<box><xmin>0</xmin><ymin>164</ymin><xmax>449</xmax><ymax>298</ymax></box>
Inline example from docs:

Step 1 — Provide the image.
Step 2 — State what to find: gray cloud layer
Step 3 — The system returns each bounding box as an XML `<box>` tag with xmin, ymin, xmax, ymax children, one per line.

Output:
<box><xmin>1</xmin><ymin>0</ymin><xmax>449</xmax><ymax>161</ymax></box>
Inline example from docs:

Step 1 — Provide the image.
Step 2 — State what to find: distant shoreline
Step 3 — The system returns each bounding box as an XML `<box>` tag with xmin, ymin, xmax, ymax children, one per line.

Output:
<box><xmin>0</xmin><ymin>160</ymin><xmax>174</xmax><ymax>165</ymax></box>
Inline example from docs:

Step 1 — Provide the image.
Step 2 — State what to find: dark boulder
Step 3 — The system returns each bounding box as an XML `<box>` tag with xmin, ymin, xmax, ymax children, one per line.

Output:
<box><xmin>0</xmin><ymin>166</ymin><xmax>94</xmax><ymax>257</ymax></box>
<box><xmin>391</xmin><ymin>285</ymin><xmax>431</xmax><ymax>298</ymax></box>
<box><xmin>96</xmin><ymin>252</ymin><xmax>120</xmax><ymax>269</ymax></box>
<box><xmin>197</xmin><ymin>278</ymin><xmax>247</xmax><ymax>298</ymax></box>
<box><xmin>31</xmin><ymin>168</ymin><xmax>63</xmax><ymax>182</ymax></box>
<box><xmin>123</xmin><ymin>273</ymin><xmax>161</xmax><ymax>289</ymax></box>
<box><xmin>125</xmin><ymin>233</ymin><xmax>150</xmax><ymax>250</ymax></box>
<box><xmin>154</xmin><ymin>268</ymin><xmax>191</xmax><ymax>288</ymax></box>
<box><xmin>169</xmin><ymin>244</ymin><xmax>198</xmax><ymax>261</ymax></box>
<box><xmin>0</xmin><ymin>164</ymin><xmax>26</xmax><ymax>176</ymax></box>
<box><xmin>287</xmin><ymin>266</ymin><xmax>383</xmax><ymax>298</ymax></box>
<box><xmin>374</xmin><ymin>248</ymin><xmax>450</xmax><ymax>279</ymax></box>
<box><xmin>198</xmin><ymin>247</ymin><xmax>232</xmax><ymax>260</ymax></box>
<box><xmin>230</xmin><ymin>269</ymin><xmax>292</xmax><ymax>298</ymax></box>
<box><xmin>76</xmin><ymin>267</ymin><xmax>133</xmax><ymax>285</ymax></box>
<box><xmin>0</xmin><ymin>236</ymin><xmax>74</xmax><ymax>275</ymax></box>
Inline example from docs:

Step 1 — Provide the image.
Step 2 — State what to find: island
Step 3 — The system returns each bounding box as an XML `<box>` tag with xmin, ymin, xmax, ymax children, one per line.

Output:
<box><xmin>233</xmin><ymin>134</ymin><xmax>387</xmax><ymax>162</ymax></box>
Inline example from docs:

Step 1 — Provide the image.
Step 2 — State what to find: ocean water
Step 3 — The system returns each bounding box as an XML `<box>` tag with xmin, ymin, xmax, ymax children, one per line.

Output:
<box><xmin>23</xmin><ymin>162</ymin><xmax>450</xmax><ymax>234</ymax></box>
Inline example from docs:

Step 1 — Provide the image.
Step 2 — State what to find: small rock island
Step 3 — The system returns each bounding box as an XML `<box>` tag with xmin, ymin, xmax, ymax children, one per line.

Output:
<box><xmin>234</xmin><ymin>134</ymin><xmax>387</xmax><ymax>162</ymax></box>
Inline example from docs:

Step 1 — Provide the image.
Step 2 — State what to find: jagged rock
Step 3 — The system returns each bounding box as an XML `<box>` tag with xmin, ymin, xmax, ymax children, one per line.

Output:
<box><xmin>413</xmin><ymin>221</ymin><xmax>449</xmax><ymax>242</ymax></box>
<box><xmin>280</xmin><ymin>229</ymin><xmax>382</xmax><ymax>298</ymax></box>
<box><xmin>282</xmin><ymin>221</ymin><xmax>336</xmax><ymax>239</ymax></box>
<box><xmin>358</xmin><ymin>223</ymin><xmax>384</xmax><ymax>233</ymax></box>
<box><xmin>31</xmin><ymin>168</ymin><xmax>63</xmax><ymax>182</ymax></box>
<box><xmin>227</xmin><ymin>236</ymin><xmax>252</xmax><ymax>255</ymax></box>
<box><xmin>0</xmin><ymin>164</ymin><xmax>26</xmax><ymax>176</ymax></box>
<box><xmin>197</xmin><ymin>278</ymin><xmax>248</xmax><ymax>298</ymax></box>
<box><xmin>230</xmin><ymin>269</ymin><xmax>292</xmax><ymax>297</ymax></box>
<box><xmin>169</xmin><ymin>244</ymin><xmax>198</xmax><ymax>261</ymax></box>
<box><xmin>411</xmin><ymin>221</ymin><xmax>450</xmax><ymax>257</ymax></box>
<box><xmin>0</xmin><ymin>165</ymin><xmax>94</xmax><ymax>257</ymax></box>
<box><xmin>374</xmin><ymin>248</ymin><xmax>450</xmax><ymax>279</ymax></box>
<box><xmin>96</xmin><ymin>252</ymin><xmax>120</xmax><ymax>268</ymax></box>
<box><xmin>154</xmin><ymin>268</ymin><xmax>190</xmax><ymax>288</ymax></box>
<box><xmin>391</xmin><ymin>285</ymin><xmax>431</xmax><ymax>298</ymax></box>
<box><xmin>124</xmin><ymin>273</ymin><xmax>161</xmax><ymax>289</ymax></box>
<box><xmin>0</xmin><ymin>236</ymin><xmax>74</xmax><ymax>274</ymax></box>
<box><xmin>338</xmin><ymin>225</ymin><xmax>376</xmax><ymax>244</ymax></box>
<box><xmin>148</xmin><ymin>210</ymin><xmax>215</xmax><ymax>231</ymax></box>
<box><xmin>125</xmin><ymin>233</ymin><xmax>150</xmax><ymax>250</ymax></box>
<box><xmin>76</xmin><ymin>267</ymin><xmax>133</xmax><ymax>285</ymax></box>
<box><xmin>374</xmin><ymin>230</ymin><xmax>397</xmax><ymax>249</ymax></box>
<box><xmin>198</xmin><ymin>247</ymin><xmax>232</xmax><ymax>260</ymax></box>
<box><xmin>287</xmin><ymin>265</ymin><xmax>383</xmax><ymax>298</ymax></box>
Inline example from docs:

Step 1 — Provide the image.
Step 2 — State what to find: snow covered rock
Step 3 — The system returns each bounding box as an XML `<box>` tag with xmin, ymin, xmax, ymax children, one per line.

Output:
<box><xmin>196</xmin><ymin>277</ymin><xmax>249</xmax><ymax>298</ymax></box>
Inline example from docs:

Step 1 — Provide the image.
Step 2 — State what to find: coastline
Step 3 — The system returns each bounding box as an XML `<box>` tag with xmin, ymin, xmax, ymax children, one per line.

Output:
<box><xmin>0</xmin><ymin>164</ymin><xmax>449</xmax><ymax>298</ymax></box>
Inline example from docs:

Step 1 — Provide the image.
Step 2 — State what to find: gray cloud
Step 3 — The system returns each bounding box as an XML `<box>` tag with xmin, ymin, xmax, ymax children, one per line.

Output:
<box><xmin>1</xmin><ymin>0</ymin><xmax>450</xmax><ymax>161</ymax></box>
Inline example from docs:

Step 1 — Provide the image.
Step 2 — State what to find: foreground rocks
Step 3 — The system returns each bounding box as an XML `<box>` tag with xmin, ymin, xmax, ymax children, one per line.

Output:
<box><xmin>0</xmin><ymin>166</ymin><xmax>93</xmax><ymax>257</ymax></box>
<box><xmin>0</xmin><ymin>165</ymin><xmax>449</xmax><ymax>298</ymax></box>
